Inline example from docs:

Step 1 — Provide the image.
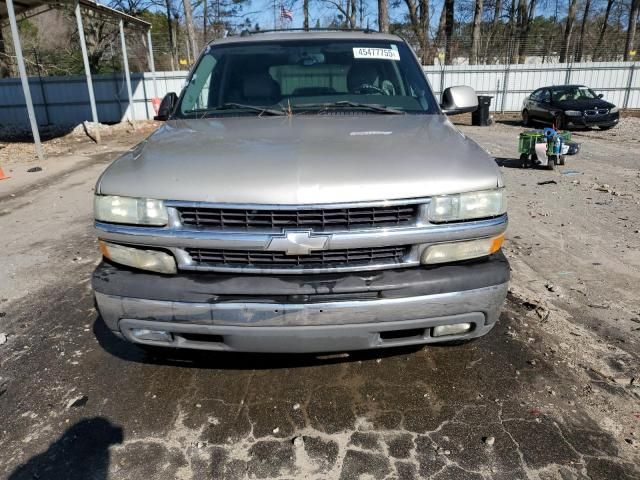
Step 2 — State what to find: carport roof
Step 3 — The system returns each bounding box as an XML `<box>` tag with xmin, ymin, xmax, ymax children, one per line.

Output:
<box><xmin>0</xmin><ymin>0</ymin><xmax>150</xmax><ymax>28</ymax></box>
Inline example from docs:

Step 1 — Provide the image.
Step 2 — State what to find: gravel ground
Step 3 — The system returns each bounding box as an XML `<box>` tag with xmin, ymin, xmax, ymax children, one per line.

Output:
<box><xmin>0</xmin><ymin>117</ymin><xmax>638</xmax><ymax>479</ymax></box>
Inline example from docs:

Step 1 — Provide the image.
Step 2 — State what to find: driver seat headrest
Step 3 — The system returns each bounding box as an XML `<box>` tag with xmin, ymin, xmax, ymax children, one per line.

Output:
<box><xmin>347</xmin><ymin>62</ymin><xmax>380</xmax><ymax>92</ymax></box>
<box><xmin>242</xmin><ymin>73</ymin><xmax>281</xmax><ymax>102</ymax></box>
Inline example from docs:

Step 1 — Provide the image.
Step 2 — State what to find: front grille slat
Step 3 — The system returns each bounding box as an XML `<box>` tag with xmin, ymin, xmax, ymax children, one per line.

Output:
<box><xmin>186</xmin><ymin>246</ymin><xmax>408</xmax><ymax>269</ymax></box>
<box><xmin>177</xmin><ymin>205</ymin><xmax>417</xmax><ymax>230</ymax></box>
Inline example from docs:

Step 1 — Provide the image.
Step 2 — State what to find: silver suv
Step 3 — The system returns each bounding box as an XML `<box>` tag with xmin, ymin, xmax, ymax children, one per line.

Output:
<box><xmin>92</xmin><ymin>31</ymin><xmax>508</xmax><ymax>353</ymax></box>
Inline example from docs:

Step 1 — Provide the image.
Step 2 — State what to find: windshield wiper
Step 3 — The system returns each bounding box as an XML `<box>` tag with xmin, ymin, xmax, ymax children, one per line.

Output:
<box><xmin>293</xmin><ymin>101</ymin><xmax>405</xmax><ymax>115</ymax></box>
<box><xmin>189</xmin><ymin>103</ymin><xmax>286</xmax><ymax>116</ymax></box>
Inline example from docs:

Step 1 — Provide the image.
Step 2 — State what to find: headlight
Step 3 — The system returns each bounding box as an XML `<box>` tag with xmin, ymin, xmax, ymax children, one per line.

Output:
<box><xmin>564</xmin><ymin>110</ymin><xmax>582</xmax><ymax>116</ymax></box>
<box><xmin>421</xmin><ymin>235</ymin><xmax>504</xmax><ymax>264</ymax></box>
<box><xmin>95</xmin><ymin>195</ymin><xmax>168</xmax><ymax>226</ymax></box>
<box><xmin>610</xmin><ymin>106</ymin><xmax>619</xmax><ymax>113</ymax></box>
<box><xmin>99</xmin><ymin>241</ymin><xmax>177</xmax><ymax>274</ymax></box>
<box><xmin>428</xmin><ymin>189</ymin><xmax>506</xmax><ymax>223</ymax></box>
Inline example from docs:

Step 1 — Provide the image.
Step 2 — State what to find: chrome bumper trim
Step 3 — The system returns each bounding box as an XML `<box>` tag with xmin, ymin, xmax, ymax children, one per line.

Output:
<box><xmin>95</xmin><ymin>215</ymin><xmax>508</xmax><ymax>251</ymax></box>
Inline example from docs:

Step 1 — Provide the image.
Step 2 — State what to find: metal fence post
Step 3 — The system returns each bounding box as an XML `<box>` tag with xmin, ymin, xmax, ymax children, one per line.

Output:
<box><xmin>500</xmin><ymin>64</ymin><xmax>510</xmax><ymax>113</ymax></box>
<box><xmin>623</xmin><ymin>63</ymin><xmax>636</xmax><ymax>110</ymax></box>
<box><xmin>564</xmin><ymin>61</ymin><xmax>573</xmax><ymax>85</ymax></box>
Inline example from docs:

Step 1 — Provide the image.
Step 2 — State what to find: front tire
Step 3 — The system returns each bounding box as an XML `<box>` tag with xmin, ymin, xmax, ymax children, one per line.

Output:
<box><xmin>557</xmin><ymin>155</ymin><xmax>566</xmax><ymax>166</ymax></box>
<box><xmin>522</xmin><ymin>110</ymin><xmax>530</xmax><ymax>127</ymax></box>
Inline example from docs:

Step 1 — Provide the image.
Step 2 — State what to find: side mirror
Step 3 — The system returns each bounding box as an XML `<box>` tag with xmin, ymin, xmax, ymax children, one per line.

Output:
<box><xmin>597</xmin><ymin>93</ymin><xmax>604</xmax><ymax>98</ymax></box>
<box><xmin>441</xmin><ymin>86</ymin><xmax>478</xmax><ymax>115</ymax></box>
<box><xmin>154</xmin><ymin>92</ymin><xmax>178</xmax><ymax>121</ymax></box>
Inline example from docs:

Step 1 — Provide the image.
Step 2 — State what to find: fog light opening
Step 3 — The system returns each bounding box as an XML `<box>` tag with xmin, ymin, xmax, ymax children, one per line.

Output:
<box><xmin>130</xmin><ymin>328</ymin><xmax>173</xmax><ymax>343</ymax></box>
<box><xmin>432</xmin><ymin>322</ymin><xmax>473</xmax><ymax>338</ymax></box>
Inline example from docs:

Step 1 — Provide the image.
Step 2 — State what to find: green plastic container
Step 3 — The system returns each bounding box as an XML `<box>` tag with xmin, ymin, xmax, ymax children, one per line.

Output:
<box><xmin>519</xmin><ymin>130</ymin><xmax>572</xmax><ymax>155</ymax></box>
<box><xmin>518</xmin><ymin>131</ymin><xmax>546</xmax><ymax>154</ymax></box>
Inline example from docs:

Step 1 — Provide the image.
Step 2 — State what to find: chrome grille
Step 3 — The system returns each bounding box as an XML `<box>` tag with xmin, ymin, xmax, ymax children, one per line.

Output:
<box><xmin>585</xmin><ymin>108</ymin><xmax>608</xmax><ymax>116</ymax></box>
<box><xmin>177</xmin><ymin>205</ymin><xmax>417</xmax><ymax>230</ymax></box>
<box><xmin>185</xmin><ymin>246</ymin><xmax>409</xmax><ymax>269</ymax></box>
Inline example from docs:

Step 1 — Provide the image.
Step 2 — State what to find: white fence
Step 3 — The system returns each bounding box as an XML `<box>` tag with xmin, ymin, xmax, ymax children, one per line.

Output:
<box><xmin>425</xmin><ymin>61</ymin><xmax>639</xmax><ymax>112</ymax></box>
<box><xmin>0</xmin><ymin>61</ymin><xmax>638</xmax><ymax>128</ymax></box>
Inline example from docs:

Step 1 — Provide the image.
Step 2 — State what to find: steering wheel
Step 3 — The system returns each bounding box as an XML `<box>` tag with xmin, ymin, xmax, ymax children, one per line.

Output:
<box><xmin>354</xmin><ymin>84</ymin><xmax>386</xmax><ymax>95</ymax></box>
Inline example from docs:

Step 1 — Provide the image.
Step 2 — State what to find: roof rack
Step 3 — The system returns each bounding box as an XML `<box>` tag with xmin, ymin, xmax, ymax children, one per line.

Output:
<box><xmin>239</xmin><ymin>27</ymin><xmax>379</xmax><ymax>36</ymax></box>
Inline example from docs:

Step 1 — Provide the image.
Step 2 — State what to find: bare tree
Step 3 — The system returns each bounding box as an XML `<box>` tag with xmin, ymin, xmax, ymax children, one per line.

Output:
<box><xmin>378</xmin><ymin>0</ymin><xmax>389</xmax><ymax>32</ymax></box>
<box><xmin>444</xmin><ymin>0</ymin><xmax>454</xmax><ymax>63</ymax></box>
<box><xmin>593</xmin><ymin>0</ymin><xmax>616</xmax><ymax>60</ymax></box>
<box><xmin>403</xmin><ymin>0</ymin><xmax>430</xmax><ymax>63</ymax></box>
<box><xmin>624</xmin><ymin>0</ymin><xmax>639</xmax><ymax>60</ymax></box>
<box><xmin>482</xmin><ymin>0</ymin><xmax>503</xmax><ymax>62</ymax></box>
<box><xmin>560</xmin><ymin>0</ymin><xmax>578</xmax><ymax>63</ymax></box>
<box><xmin>469</xmin><ymin>0</ymin><xmax>483</xmax><ymax>64</ymax></box>
<box><xmin>435</xmin><ymin>1</ymin><xmax>446</xmax><ymax>48</ymax></box>
<box><xmin>304</xmin><ymin>0</ymin><xmax>310</xmax><ymax>29</ymax></box>
<box><xmin>0</xmin><ymin>27</ymin><xmax>11</xmax><ymax>77</ymax></box>
<box><xmin>512</xmin><ymin>0</ymin><xmax>536</xmax><ymax>63</ymax></box>
<box><xmin>575</xmin><ymin>0</ymin><xmax>592</xmax><ymax>61</ymax></box>
<box><xmin>163</xmin><ymin>0</ymin><xmax>178</xmax><ymax>69</ymax></box>
<box><xmin>182</xmin><ymin>0</ymin><xmax>198</xmax><ymax>60</ymax></box>
<box><xmin>108</xmin><ymin>0</ymin><xmax>152</xmax><ymax>14</ymax></box>
<box><xmin>323</xmin><ymin>0</ymin><xmax>357</xmax><ymax>28</ymax></box>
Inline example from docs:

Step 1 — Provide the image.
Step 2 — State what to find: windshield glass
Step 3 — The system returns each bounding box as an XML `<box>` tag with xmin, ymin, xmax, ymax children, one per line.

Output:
<box><xmin>551</xmin><ymin>86</ymin><xmax>598</xmax><ymax>101</ymax></box>
<box><xmin>177</xmin><ymin>39</ymin><xmax>439</xmax><ymax>117</ymax></box>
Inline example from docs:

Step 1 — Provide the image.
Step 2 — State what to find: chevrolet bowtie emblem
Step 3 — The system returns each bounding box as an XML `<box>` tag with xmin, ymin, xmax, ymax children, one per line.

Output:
<box><xmin>266</xmin><ymin>230</ymin><xmax>330</xmax><ymax>255</ymax></box>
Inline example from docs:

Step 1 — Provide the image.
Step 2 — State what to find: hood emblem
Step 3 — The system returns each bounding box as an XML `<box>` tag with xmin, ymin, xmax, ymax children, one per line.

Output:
<box><xmin>267</xmin><ymin>230</ymin><xmax>330</xmax><ymax>255</ymax></box>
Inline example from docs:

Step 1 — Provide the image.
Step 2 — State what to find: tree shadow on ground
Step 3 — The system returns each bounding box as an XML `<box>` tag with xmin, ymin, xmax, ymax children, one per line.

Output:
<box><xmin>7</xmin><ymin>418</ymin><xmax>123</xmax><ymax>480</ymax></box>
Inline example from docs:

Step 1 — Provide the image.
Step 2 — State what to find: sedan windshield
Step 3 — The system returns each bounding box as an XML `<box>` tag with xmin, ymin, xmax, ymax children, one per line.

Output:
<box><xmin>177</xmin><ymin>39</ymin><xmax>439</xmax><ymax>117</ymax></box>
<box><xmin>550</xmin><ymin>86</ymin><xmax>598</xmax><ymax>102</ymax></box>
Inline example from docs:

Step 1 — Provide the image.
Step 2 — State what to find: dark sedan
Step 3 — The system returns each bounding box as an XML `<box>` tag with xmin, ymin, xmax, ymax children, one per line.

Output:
<box><xmin>521</xmin><ymin>85</ymin><xmax>619</xmax><ymax>130</ymax></box>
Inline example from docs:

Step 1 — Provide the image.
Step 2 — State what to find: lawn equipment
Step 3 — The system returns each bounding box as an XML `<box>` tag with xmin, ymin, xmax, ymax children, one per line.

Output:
<box><xmin>517</xmin><ymin>113</ymin><xmax>580</xmax><ymax>170</ymax></box>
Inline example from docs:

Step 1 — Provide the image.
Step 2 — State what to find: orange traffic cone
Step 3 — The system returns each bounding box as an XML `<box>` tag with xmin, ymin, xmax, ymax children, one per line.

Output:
<box><xmin>0</xmin><ymin>165</ymin><xmax>9</xmax><ymax>181</ymax></box>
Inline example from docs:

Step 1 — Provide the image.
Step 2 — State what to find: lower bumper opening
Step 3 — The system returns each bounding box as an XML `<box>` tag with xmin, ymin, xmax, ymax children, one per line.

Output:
<box><xmin>379</xmin><ymin>328</ymin><xmax>425</xmax><ymax>341</ymax></box>
<box><xmin>179</xmin><ymin>333</ymin><xmax>225</xmax><ymax>344</ymax></box>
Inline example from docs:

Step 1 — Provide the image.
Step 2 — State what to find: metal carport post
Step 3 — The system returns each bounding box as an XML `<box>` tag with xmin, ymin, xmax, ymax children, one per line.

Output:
<box><xmin>74</xmin><ymin>1</ymin><xmax>101</xmax><ymax>143</ymax></box>
<box><xmin>119</xmin><ymin>18</ymin><xmax>135</xmax><ymax>125</ymax></box>
<box><xmin>5</xmin><ymin>0</ymin><xmax>45</xmax><ymax>162</ymax></box>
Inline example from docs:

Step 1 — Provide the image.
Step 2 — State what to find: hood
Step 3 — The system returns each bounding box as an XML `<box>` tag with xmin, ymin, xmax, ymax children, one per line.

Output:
<box><xmin>97</xmin><ymin>115</ymin><xmax>501</xmax><ymax>205</ymax></box>
<box><xmin>554</xmin><ymin>98</ymin><xmax>615</xmax><ymax>110</ymax></box>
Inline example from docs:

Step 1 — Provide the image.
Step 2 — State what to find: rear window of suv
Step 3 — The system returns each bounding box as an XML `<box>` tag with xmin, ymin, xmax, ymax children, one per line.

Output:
<box><xmin>177</xmin><ymin>39</ymin><xmax>439</xmax><ymax>116</ymax></box>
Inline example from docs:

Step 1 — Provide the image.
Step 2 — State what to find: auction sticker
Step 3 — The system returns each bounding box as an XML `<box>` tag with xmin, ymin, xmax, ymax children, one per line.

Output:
<box><xmin>353</xmin><ymin>47</ymin><xmax>400</xmax><ymax>61</ymax></box>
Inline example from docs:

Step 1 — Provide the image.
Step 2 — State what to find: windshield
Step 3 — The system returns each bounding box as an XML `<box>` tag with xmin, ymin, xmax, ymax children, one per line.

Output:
<box><xmin>177</xmin><ymin>39</ymin><xmax>439</xmax><ymax>117</ymax></box>
<box><xmin>551</xmin><ymin>86</ymin><xmax>598</xmax><ymax>102</ymax></box>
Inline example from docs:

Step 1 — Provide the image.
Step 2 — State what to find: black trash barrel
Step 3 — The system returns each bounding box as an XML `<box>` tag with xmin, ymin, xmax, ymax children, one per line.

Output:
<box><xmin>471</xmin><ymin>95</ymin><xmax>493</xmax><ymax>126</ymax></box>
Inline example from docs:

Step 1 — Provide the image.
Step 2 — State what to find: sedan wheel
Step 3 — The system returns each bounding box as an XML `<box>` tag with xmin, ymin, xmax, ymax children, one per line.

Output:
<box><xmin>556</xmin><ymin>113</ymin><xmax>566</xmax><ymax>130</ymax></box>
<box><xmin>522</xmin><ymin>110</ymin><xmax>530</xmax><ymax>127</ymax></box>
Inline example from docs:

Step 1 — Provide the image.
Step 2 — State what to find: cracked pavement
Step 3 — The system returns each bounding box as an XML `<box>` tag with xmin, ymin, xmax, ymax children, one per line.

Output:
<box><xmin>1</xmin><ymin>121</ymin><xmax>639</xmax><ymax>479</ymax></box>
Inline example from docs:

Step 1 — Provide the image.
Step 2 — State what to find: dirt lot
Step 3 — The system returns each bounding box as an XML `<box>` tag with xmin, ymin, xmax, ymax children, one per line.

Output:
<box><xmin>0</xmin><ymin>118</ymin><xmax>638</xmax><ymax>480</ymax></box>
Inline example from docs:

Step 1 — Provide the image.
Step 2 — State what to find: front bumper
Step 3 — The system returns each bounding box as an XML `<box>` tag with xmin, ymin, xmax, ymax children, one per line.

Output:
<box><xmin>93</xmin><ymin>252</ymin><xmax>509</xmax><ymax>353</ymax></box>
<box><xmin>566</xmin><ymin>112</ymin><xmax>619</xmax><ymax>128</ymax></box>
